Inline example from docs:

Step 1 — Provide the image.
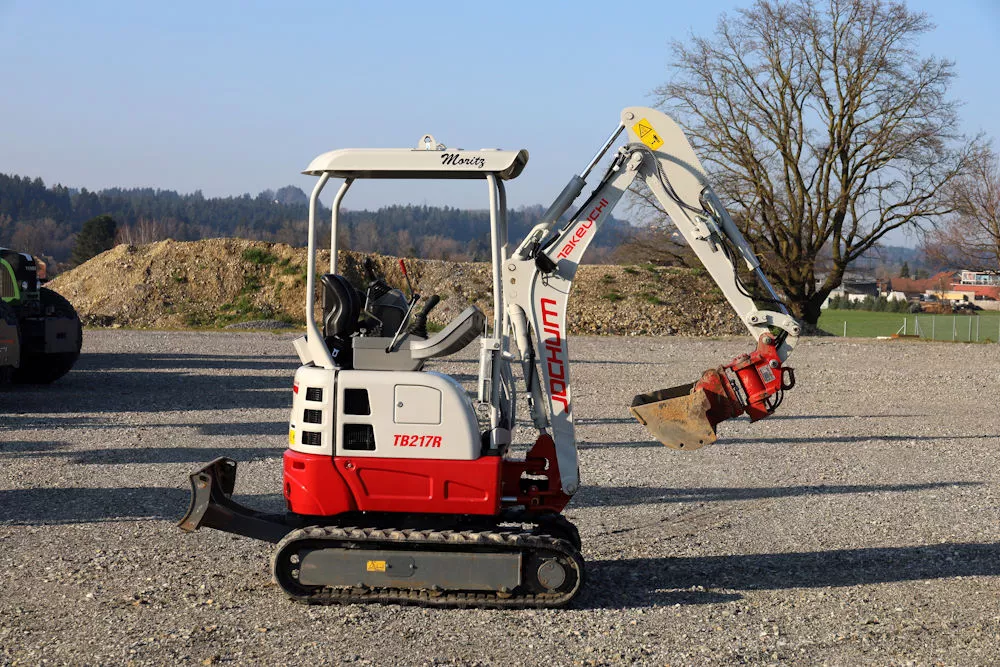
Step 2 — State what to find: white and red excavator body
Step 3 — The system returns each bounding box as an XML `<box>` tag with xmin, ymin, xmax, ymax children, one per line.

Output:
<box><xmin>180</xmin><ymin>107</ymin><xmax>801</xmax><ymax>608</ymax></box>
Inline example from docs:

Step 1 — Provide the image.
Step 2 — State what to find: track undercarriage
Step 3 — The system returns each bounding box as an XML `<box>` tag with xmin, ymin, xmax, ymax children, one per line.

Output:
<box><xmin>273</xmin><ymin>525</ymin><xmax>583</xmax><ymax>608</ymax></box>
<box><xmin>181</xmin><ymin>458</ymin><xmax>585</xmax><ymax>608</ymax></box>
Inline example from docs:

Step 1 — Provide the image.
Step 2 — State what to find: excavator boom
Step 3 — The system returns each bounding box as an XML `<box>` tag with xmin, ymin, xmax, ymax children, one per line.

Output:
<box><xmin>507</xmin><ymin>107</ymin><xmax>800</xmax><ymax>465</ymax></box>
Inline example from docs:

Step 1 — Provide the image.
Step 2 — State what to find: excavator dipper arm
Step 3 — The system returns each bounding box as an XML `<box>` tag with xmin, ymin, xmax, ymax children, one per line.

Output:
<box><xmin>505</xmin><ymin>107</ymin><xmax>801</xmax><ymax>495</ymax></box>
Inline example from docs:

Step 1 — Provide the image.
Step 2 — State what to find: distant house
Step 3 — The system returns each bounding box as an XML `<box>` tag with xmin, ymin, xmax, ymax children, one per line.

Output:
<box><xmin>883</xmin><ymin>290</ymin><xmax>908</xmax><ymax>302</ymax></box>
<box><xmin>936</xmin><ymin>290</ymin><xmax>976</xmax><ymax>302</ymax></box>
<box><xmin>952</xmin><ymin>270</ymin><xmax>1000</xmax><ymax>300</ymax></box>
<box><xmin>819</xmin><ymin>269</ymin><xmax>1000</xmax><ymax>308</ymax></box>
<box><xmin>882</xmin><ymin>272</ymin><xmax>956</xmax><ymax>300</ymax></box>
<box><xmin>959</xmin><ymin>270</ymin><xmax>1000</xmax><ymax>285</ymax></box>
<box><xmin>878</xmin><ymin>270</ymin><xmax>999</xmax><ymax>302</ymax></box>
<box><xmin>821</xmin><ymin>273</ymin><xmax>881</xmax><ymax>308</ymax></box>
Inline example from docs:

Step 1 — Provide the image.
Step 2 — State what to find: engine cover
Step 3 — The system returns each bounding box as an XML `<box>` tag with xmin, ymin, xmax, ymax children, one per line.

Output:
<box><xmin>288</xmin><ymin>366</ymin><xmax>482</xmax><ymax>461</ymax></box>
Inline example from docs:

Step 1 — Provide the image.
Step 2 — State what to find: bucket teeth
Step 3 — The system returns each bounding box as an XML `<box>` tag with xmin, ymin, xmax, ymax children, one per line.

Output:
<box><xmin>629</xmin><ymin>384</ymin><xmax>718</xmax><ymax>451</ymax></box>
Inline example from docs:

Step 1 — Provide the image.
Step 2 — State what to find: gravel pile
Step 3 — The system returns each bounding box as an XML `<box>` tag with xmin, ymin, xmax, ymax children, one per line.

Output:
<box><xmin>2</xmin><ymin>331</ymin><xmax>999</xmax><ymax>665</ymax></box>
<box><xmin>48</xmin><ymin>239</ymin><xmax>743</xmax><ymax>336</ymax></box>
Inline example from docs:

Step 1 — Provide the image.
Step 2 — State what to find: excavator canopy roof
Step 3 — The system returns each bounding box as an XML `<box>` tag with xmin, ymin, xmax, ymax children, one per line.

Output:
<box><xmin>303</xmin><ymin>144</ymin><xmax>528</xmax><ymax>180</ymax></box>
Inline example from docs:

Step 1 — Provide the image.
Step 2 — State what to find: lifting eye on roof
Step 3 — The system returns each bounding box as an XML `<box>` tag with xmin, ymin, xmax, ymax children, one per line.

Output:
<box><xmin>418</xmin><ymin>134</ymin><xmax>445</xmax><ymax>151</ymax></box>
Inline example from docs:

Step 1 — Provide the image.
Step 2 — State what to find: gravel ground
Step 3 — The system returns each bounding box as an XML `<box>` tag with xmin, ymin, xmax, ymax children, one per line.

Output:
<box><xmin>223</xmin><ymin>320</ymin><xmax>296</xmax><ymax>330</ymax></box>
<box><xmin>2</xmin><ymin>330</ymin><xmax>1000</xmax><ymax>666</ymax></box>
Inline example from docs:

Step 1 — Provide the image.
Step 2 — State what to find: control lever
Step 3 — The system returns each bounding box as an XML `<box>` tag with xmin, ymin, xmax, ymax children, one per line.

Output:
<box><xmin>386</xmin><ymin>259</ymin><xmax>420</xmax><ymax>353</ymax></box>
<box><xmin>386</xmin><ymin>293</ymin><xmax>419</xmax><ymax>353</ymax></box>
<box><xmin>408</xmin><ymin>294</ymin><xmax>440</xmax><ymax>339</ymax></box>
<box><xmin>399</xmin><ymin>258</ymin><xmax>415</xmax><ymax>298</ymax></box>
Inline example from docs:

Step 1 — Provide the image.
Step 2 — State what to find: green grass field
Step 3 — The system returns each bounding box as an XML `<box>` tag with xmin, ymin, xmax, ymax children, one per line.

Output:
<box><xmin>817</xmin><ymin>308</ymin><xmax>1000</xmax><ymax>342</ymax></box>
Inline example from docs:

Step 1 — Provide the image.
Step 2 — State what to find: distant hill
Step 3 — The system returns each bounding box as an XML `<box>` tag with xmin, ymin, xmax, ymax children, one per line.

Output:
<box><xmin>0</xmin><ymin>173</ymin><xmax>633</xmax><ymax>269</ymax></box>
<box><xmin>273</xmin><ymin>185</ymin><xmax>309</xmax><ymax>206</ymax></box>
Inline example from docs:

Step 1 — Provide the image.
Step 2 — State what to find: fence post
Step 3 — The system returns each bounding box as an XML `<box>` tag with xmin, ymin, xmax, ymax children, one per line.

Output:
<box><xmin>843</xmin><ymin>321</ymin><xmax>847</xmax><ymax>337</ymax></box>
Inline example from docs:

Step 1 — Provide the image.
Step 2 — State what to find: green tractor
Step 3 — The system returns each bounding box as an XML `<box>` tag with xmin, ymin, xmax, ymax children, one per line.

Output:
<box><xmin>0</xmin><ymin>248</ymin><xmax>82</xmax><ymax>384</ymax></box>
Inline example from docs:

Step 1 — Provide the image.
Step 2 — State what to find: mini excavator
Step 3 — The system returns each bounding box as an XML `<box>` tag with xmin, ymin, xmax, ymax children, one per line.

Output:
<box><xmin>180</xmin><ymin>107</ymin><xmax>801</xmax><ymax>608</ymax></box>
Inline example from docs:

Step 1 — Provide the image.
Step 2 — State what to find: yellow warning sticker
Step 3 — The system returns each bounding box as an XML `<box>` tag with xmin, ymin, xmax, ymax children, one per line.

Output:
<box><xmin>633</xmin><ymin>119</ymin><xmax>664</xmax><ymax>150</ymax></box>
<box><xmin>366</xmin><ymin>560</ymin><xmax>387</xmax><ymax>573</ymax></box>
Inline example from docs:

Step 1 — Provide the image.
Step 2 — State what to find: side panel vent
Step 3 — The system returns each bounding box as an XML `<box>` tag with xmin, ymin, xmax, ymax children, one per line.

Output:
<box><xmin>301</xmin><ymin>431</ymin><xmax>322</xmax><ymax>446</ymax></box>
<box><xmin>342</xmin><ymin>424</ymin><xmax>376</xmax><ymax>451</ymax></box>
<box><xmin>0</xmin><ymin>266</ymin><xmax>15</xmax><ymax>300</ymax></box>
<box><xmin>344</xmin><ymin>389</ymin><xmax>370</xmax><ymax>415</ymax></box>
<box><xmin>305</xmin><ymin>387</ymin><xmax>323</xmax><ymax>402</ymax></box>
<box><xmin>303</xmin><ymin>409</ymin><xmax>323</xmax><ymax>424</ymax></box>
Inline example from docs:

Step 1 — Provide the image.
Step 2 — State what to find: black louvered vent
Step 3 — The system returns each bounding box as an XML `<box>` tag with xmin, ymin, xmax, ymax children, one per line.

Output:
<box><xmin>301</xmin><ymin>431</ymin><xmax>322</xmax><ymax>446</ymax></box>
<box><xmin>303</xmin><ymin>409</ymin><xmax>323</xmax><ymax>424</ymax></box>
<box><xmin>305</xmin><ymin>387</ymin><xmax>323</xmax><ymax>402</ymax></box>
<box><xmin>0</xmin><ymin>267</ymin><xmax>14</xmax><ymax>300</ymax></box>
<box><xmin>342</xmin><ymin>424</ymin><xmax>376</xmax><ymax>451</ymax></box>
<box><xmin>344</xmin><ymin>389</ymin><xmax>370</xmax><ymax>415</ymax></box>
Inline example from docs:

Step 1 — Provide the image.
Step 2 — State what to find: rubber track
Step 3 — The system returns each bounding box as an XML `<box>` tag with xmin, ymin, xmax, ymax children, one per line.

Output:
<box><xmin>272</xmin><ymin>525</ymin><xmax>585</xmax><ymax>609</ymax></box>
<box><xmin>501</xmin><ymin>510</ymin><xmax>581</xmax><ymax>550</ymax></box>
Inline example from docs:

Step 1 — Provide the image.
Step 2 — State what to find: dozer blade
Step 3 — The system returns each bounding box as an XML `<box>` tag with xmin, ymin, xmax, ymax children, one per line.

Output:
<box><xmin>179</xmin><ymin>457</ymin><xmax>295</xmax><ymax>543</ymax></box>
<box><xmin>629</xmin><ymin>383</ymin><xmax>718</xmax><ymax>450</ymax></box>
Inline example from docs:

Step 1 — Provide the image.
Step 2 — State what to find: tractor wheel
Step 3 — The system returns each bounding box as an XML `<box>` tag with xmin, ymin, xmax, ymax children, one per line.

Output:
<box><xmin>12</xmin><ymin>288</ymin><xmax>82</xmax><ymax>384</ymax></box>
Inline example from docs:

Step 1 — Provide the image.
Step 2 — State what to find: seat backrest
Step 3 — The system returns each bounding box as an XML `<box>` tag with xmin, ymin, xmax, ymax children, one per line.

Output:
<box><xmin>321</xmin><ymin>274</ymin><xmax>361</xmax><ymax>342</ymax></box>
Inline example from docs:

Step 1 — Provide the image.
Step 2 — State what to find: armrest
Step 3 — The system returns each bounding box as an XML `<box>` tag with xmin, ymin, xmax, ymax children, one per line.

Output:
<box><xmin>409</xmin><ymin>306</ymin><xmax>485</xmax><ymax>360</ymax></box>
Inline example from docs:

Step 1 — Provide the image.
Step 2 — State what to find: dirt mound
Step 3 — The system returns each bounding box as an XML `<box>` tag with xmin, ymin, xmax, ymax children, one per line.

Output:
<box><xmin>49</xmin><ymin>239</ymin><xmax>743</xmax><ymax>336</ymax></box>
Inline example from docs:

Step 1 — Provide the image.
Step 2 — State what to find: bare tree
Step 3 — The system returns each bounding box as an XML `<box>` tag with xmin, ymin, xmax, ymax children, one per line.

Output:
<box><xmin>650</xmin><ymin>0</ymin><xmax>975</xmax><ymax>324</ymax></box>
<box><xmin>921</xmin><ymin>143</ymin><xmax>1000</xmax><ymax>270</ymax></box>
<box><xmin>611</xmin><ymin>222</ymin><xmax>696</xmax><ymax>266</ymax></box>
<box><xmin>117</xmin><ymin>218</ymin><xmax>169</xmax><ymax>246</ymax></box>
<box><xmin>419</xmin><ymin>235</ymin><xmax>468</xmax><ymax>261</ymax></box>
<box><xmin>352</xmin><ymin>220</ymin><xmax>380</xmax><ymax>254</ymax></box>
<box><xmin>10</xmin><ymin>218</ymin><xmax>63</xmax><ymax>259</ymax></box>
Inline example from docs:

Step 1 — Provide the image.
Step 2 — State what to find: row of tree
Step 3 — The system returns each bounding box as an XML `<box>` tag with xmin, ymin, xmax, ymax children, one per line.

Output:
<box><xmin>826</xmin><ymin>294</ymin><xmax>913</xmax><ymax>314</ymax></box>
<box><xmin>0</xmin><ymin>175</ymin><xmax>313</xmax><ymax>236</ymax></box>
<box><xmin>0</xmin><ymin>174</ymin><xmax>633</xmax><ymax>269</ymax></box>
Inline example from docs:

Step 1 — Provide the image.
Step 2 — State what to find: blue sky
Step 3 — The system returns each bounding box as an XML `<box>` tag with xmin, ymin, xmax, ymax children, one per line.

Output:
<box><xmin>1</xmin><ymin>0</ymin><xmax>998</xmax><ymax>215</ymax></box>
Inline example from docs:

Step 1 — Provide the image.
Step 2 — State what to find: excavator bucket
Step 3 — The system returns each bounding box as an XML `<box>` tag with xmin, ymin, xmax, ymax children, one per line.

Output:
<box><xmin>629</xmin><ymin>383</ymin><xmax>719</xmax><ymax>450</ymax></box>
